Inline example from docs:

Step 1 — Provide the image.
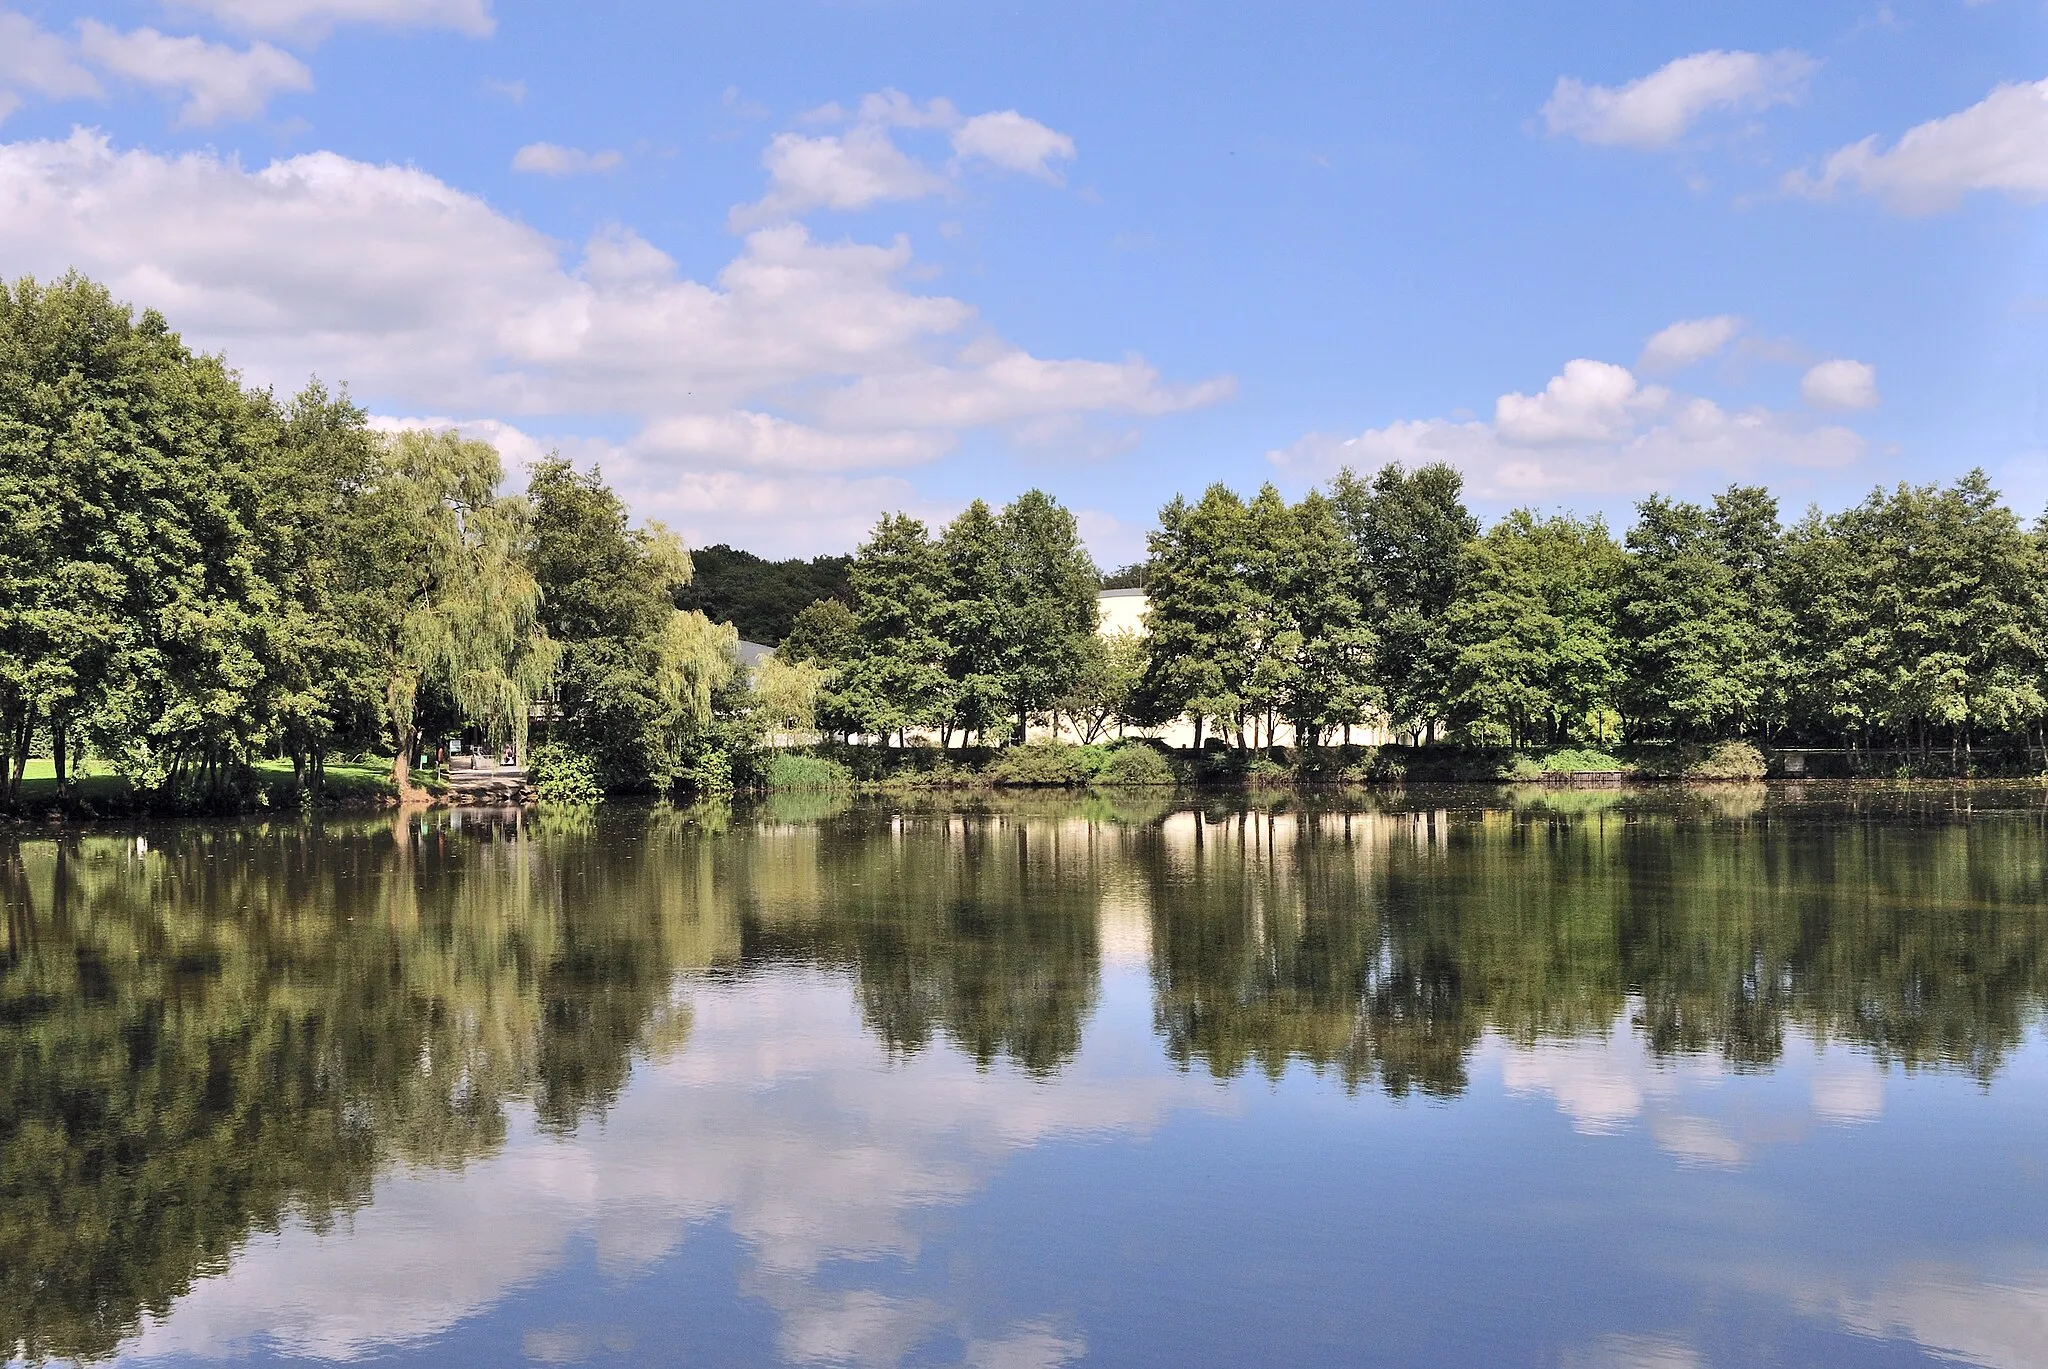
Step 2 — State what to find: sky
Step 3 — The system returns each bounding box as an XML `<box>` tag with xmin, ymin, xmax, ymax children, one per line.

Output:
<box><xmin>1</xmin><ymin>0</ymin><xmax>2045</xmax><ymax>563</ymax></box>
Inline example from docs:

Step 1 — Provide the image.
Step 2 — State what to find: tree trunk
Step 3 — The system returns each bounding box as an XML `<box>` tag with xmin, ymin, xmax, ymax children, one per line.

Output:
<box><xmin>52</xmin><ymin>717</ymin><xmax>68</xmax><ymax>801</ymax></box>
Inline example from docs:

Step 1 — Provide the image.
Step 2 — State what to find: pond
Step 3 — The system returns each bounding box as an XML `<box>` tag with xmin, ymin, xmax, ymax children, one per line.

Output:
<box><xmin>5</xmin><ymin>785</ymin><xmax>2048</xmax><ymax>1368</ymax></box>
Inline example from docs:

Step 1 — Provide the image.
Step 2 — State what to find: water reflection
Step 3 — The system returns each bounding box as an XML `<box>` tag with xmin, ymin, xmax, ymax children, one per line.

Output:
<box><xmin>2</xmin><ymin>786</ymin><xmax>2046</xmax><ymax>1366</ymax></box>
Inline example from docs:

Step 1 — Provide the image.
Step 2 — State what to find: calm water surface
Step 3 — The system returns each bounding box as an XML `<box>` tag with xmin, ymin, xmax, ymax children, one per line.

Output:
<box><xmin>6</xmin><ymin>786</ymin><xmax>2048</xmax><ymax>1368</ymax></box>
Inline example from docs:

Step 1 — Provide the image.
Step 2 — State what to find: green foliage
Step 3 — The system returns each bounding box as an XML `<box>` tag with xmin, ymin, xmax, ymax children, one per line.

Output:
<box><xmin>672</xmin><ymin>543</ymin><xmax>851</xmax><ymax>645</ymax></box>
<box><xmin>1331</xmin><ymin>461</ymin><xmax>1477</xmax><ymax>743</ymax></box>
<box><xmin>528</xmin><ymin>741</ymin><xmax>605</xmax><ymax>804</ymax></box>
<box><xmin>987</xmin><ymin>741</ymin><xmax>1112</xmax><ymax>787</ymax></box>
<box><xmin>1446</xmin><ymin>511</ymin><xmax>1623</xmax><ymax>748</ymax></box>
<box><xmin>527</xmin><ymin>457</ymin><xmax>727</xmax><ymax>793</ymax></box>
<box><xmin>763</xmin><ymin>751</ymin><xmax>855</xmax><ymax>792</ymax></box>
<box><xmin>1095</xmin><ymin>742</ymin><xmax>1176</xmax><ymax>787</ymax></box>
<box><xmin>1685</xmin><ymin>740</ymin><xmax>1768</xmax><ymax>781</ymax></box>
<box><xmin>1505</xmin><ymin>748</ymin><xmax>1631</xmax><ymax>780</ymax></box>
<box><xmin>777</xmin><ymin>597</ymin><xmax>861</xmax><ymax>666</ymax></box>
<box><xmin>1057</xmin><ymin>629</ymin><xmax>1146</xmax><ymax>742</ymax></box>
<box><xmin>832</xmin><ymin>513</ymin><xmax>956</xmax><ymax>738</ymax></box>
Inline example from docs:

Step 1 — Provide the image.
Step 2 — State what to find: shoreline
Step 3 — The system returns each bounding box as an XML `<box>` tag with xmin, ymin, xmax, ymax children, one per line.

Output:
<box><xmin>7</xmin><ymin>771</ymin><xmax>2044</xmax><ymax>826</ymax></box>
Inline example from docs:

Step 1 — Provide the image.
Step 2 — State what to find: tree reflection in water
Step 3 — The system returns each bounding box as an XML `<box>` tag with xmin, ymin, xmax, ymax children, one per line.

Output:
<box><xmin>3</xmin><ymin>783</ymin><xmax>2047</xmax><ymax>1362</ymax></box>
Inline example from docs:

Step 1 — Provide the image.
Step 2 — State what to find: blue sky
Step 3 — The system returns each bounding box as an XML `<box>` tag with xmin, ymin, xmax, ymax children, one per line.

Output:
<box><xmin>3</xmin><ymin>0</ymin><xmax>2044</xmax><ymax>560</ymax></box>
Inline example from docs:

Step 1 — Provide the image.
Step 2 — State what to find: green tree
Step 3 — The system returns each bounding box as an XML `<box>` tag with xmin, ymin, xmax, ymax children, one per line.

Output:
<box><xmin>526</xmin><ymin>457</ymin><xmax>728</xmax><ymax>790</ymax></box>
<box><xmin>1330</xmin><ymin>462</ymin><xmax>1477</xmax><ymax>744</ymax></box>
<box><xmin>1445</xmin><ymin>511</ymin><xmax>1622</xmax><ymax>747</ymax></box>
<box><xmin>837</xmin><ymin>513</ymin><xmax>955</xmax><ymax>741</ymax></box>
<box><xmin>938</xmin><ymin>498</ymin><xmax>1010</xmax><ymax>744</ymax></box>
<box><xmin>371</xmin><ymin>431</ymin><xmax>559</xmax><ymax>794</ymax></box>
<box><xmin>1617</xmin><ymin>495</ymin><xmax>1751</xmax><ymax>740</ymax></box>
<box><xmin>0</xmin><ymin>273</ymin><xmax>276</xmax><ymax>800</ymax></box>
<box><xmin>1131</xmin><ymin>485</ymin><xmax>1257</xmax><ymax>746</ymax></box>
<box><xmin>992</xmin><ymin>490</ymin><xmax>1100</xmax><ymax>741</ymax></box>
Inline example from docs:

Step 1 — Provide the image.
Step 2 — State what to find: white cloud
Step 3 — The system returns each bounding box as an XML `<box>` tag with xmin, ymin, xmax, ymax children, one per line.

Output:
<box><xmin>1787</xmin><ymin>77</ymin><xmax>2048</xmax><ymax>213</ymax></box>
<box><xmin>1543</xmin><ymin>50</ymin><xmax>1817</xmax><ymax>149</ymax></box>
<box><xmin>1493</xmin><ymin>358</ymin><xmax>1660</xmax><ymax>443</ymax></box>
<box><xmin>168</xmin><ymin>0</ymin><xmax>494</xmax><ymax>41</ymax></box>
<box><xmin>0</xmin><ymin>130</ymin><xmax>1224</xmax><ymax>551</ymax></box>
<box><xmin>77</xmin><ymin>23</ymin><xmax>311</xmax><ymax>127</ymax></box>
<box><xmin>1272</xmin><ymin>355</ymin><xmax>1866</xmax><ymax>499</ymax></box>
<box><xmin>1639</xmin><ymin>315</ymin><xmax>1743</xmax><ymax>372</ymax></box>
<box><xmin>510</xmin><ymin>142</ymin><xmax>622</xmax><ymax>175</ymax></box>
<box><xmin>1801</xmin><ymin>359</ymin><xmax>1879</xmax><ymax>410</ymax></box>
<box><xmin>1789</xmin><ymin>1264</ymin><xmax>2048</xmax><ymax>1369</ymax></box>
<box><xmin>733</xmin><ymin>89</ymin><xmax>1079</xmax><ymax>227</ymax></box>
<box><xmin>951</xmin><ymin>111</ymin><xmax>1076</xmax><ymax>181</ymax></box>
<box><xmin>734</xmin><ymin>124</ymin><xmax>952</xmax><ymax>228</ymax></box>
<box><xmin>127</xmin><ymin>969</ymin><xmax>1217</xmax><ymax>1363</ymax></box>
<box><xmin>0</xmin><ymin>11</ymin><xmax>100</xmax><ymax>120</ymax></box>
<box><xmin>1563</xmin><ymin>1333</ymin><xmax>1706</xmax><ymax>1369</ymax></box>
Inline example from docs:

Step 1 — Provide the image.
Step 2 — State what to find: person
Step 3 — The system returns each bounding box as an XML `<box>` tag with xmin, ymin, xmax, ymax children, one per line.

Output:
<box><xmin>503</xmin><ymin>743</ymin><xmax>516</xmax><ymax>767</ymax></box>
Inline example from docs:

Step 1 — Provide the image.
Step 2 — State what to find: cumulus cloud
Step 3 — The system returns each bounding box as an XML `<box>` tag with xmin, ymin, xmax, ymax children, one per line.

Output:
<box><xmin>1639</xmin><ymin>315</ymin><xmax>1743</xmax><ymax>372</ymax></box>
<box><xmin>0</xmin><ymin>11</ymin><xmax>101</xmax><ymax>121</ymax></box>
<box><xmin>77</xmin><ymin>23</ymin><xmax>311</xmax><ymax>126</ymax></box>
<box><xmin>1786</xmin><ymin>77</ymin><xmax>2048</xmax><ymax>213</ymax></box>
<box><xmin>733</xmin><ymin>89</ymin><xmax>1078</xmax><ymax>227</ymax></box>
<box><xmin>735</xmin><ymin>124</ymin><xmax>952</xmax><ymax>227</ymax></box>
<box><xmin>1543</xmin><ymin>50</ymin><xmax>1817</xmax><ymax>149</ymax></box>
<box><xmin>127</xmin><ymin>969</ymin><xmax>1214</xmax><ymax>1363</ymax></box>
<box><xmin>1801</xmin><ymin>359</ymin><xmax>1879</xmax><ymax>410</ymax></box>
<box><xmin>1271</xmin><ymin>354</ymin><xmax>1865</xmax><ymax>500</ymax></box>
<box><xmin>0</xmin><ymin>130</ymin><xmax>1222</xmax><ymax>548</ymax></box>
<box><xmin>510</xmin><ymin>142</ymin><xmax>622</xmax><ymax>175</ymax></box>
<box><xmin>168</xmin><ymin>0</ymin><xmax>494</xmax><ymax>41</ymax></box>
<box><xmin>950</xmin><ymin>111</ymin><xmax>1076</xmax><ymax>181</ymax></box>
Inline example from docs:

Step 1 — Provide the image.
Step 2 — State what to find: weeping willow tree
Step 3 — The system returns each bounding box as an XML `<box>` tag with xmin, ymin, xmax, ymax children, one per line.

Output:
<box><xmin>374</xmin><ymin>430</ymin><xmax>559</xmax><ymax>794</ymax></box>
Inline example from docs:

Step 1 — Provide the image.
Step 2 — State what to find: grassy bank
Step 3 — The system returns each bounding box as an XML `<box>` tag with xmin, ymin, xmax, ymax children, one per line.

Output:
<box><xmin>5</xmin><ymin>757</ymin><xmax>403</xmax><ymax>816</ymax></box>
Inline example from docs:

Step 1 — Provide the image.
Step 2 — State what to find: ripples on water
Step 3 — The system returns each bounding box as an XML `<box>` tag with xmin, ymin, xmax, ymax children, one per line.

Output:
<box><xmin>4</xmin><ymin>785</ymin><xmax>2048</xmax><ymax>1368</ymax></box>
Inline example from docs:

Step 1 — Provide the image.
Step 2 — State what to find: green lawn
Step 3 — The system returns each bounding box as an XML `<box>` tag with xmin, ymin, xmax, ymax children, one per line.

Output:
<box><xmin>9</xmin><ymin>756</ymin><xmax>403</xmax><ymax>808</ymax></box>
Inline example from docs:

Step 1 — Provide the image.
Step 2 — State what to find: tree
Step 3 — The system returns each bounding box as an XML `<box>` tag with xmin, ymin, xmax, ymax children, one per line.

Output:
<box><xmin>1274</xmin><ymin>489</ymin><xmax>1377</xmax><ymax>746</ymax></box>
<box><xmin>1057</xmin><ymin>629</ymin><xmax>1145</xmax><ymax>742</ymax></box>
<box><xmin>371</xmin><ymin>430</ymin><xmax>559</xmax><ymax>794</ymax></box>
<box><xmin>672</xmin><ymin>543</ymin><xmax>851</xmax><ymax>645</ymax></box>
<box><xmin>1330</xmin><ymin>462</ymin><xmax>1477</xmax><ymax>743</ymax></box>
<box><xmin>837</xmin><ymin>514</ymin><xmax>955</xmax><ymax>741</ymax></box>
<box><xmin>1131</xmin><ymin>485</ymin><xmax>1257</xmax><ymax>746</ymax></box>
<box><xmin>253</xmin><ymin>379</ymin><xmax>391</xmax><ymax>794</ymax></box>
<box><xmin>1445</xmin><ymin>511</ymin><xmax>1622</xmax><ymax>747</ymax></box>
<box><xmin>991</xmin><ymin>491</ymin><xmax>1099</xmax><ymax>742</ymax></box>
<box><xmin>0</xmin><ymin>273</ymin><xmax>275</xmax><ymax>800</ymax></box>
<box><xmin>778</xmin><ymin>597</ymin><xmax>861</xmax><ymax>666</ymax></box>
<box><xmin>938</xmin><ymin>499</ymin><xmax>1010</xmax><ymax>744</ymax></box>
<box><xmin>527</xmin><ymin>457</ymin><xmax>727</xmax><ymax>791</ymax></box>
<box><xmin>1616</xmin><ymin>496</ymin><xmax>1751</xmax><ymax>740</ymax></box>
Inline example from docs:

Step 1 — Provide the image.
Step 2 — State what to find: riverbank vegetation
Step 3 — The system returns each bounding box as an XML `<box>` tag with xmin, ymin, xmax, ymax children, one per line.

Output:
<box><xmin>8</xmin><ymin>272</ymin><xmax>2048</xmax><ymax>814</ymax></box>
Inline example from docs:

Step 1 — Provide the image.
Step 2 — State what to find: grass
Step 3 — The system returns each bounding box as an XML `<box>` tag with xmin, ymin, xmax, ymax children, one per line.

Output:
<box><xmin>8</xmin><ymin>756</ymin><xmax>399</xmax><ymax>811</ymax></box>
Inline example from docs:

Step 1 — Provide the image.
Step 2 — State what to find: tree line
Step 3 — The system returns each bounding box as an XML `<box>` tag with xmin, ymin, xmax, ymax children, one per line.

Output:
<box><xmin>0</xmin><ymin>274</ymin><xmax>735</xmax><ymax>805</ymax></box>
<box><xmin>11</xmin><ymin>270</ymin><xmax>2048</xmax><ymax>802</ymax></box>
<box><xmin>785</xmin><ymin>460</ymin><xmax>2048</xmax><ymax>766</ymax></box>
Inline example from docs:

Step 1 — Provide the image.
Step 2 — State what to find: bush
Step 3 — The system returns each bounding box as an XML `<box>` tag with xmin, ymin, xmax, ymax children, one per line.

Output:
<box><xmin>528</xmin><ymin>743</ymin><xmax>604</xmax><ymax>805</ymax></box>
<box><xmin>1512</xmin><ymin>748</ymin><xmax>1631</xmax><ymax>779</ymax></box>
<box><xmin>1686</xmin><ymin>739</ymin><xmax>1768</xmax><ymax>781</ymax></box>
<box><xmin>763</xmin><ymin>751</ymin><xmax>855</xmax><ymax>792</ymax></box>
<box><xmin>1096</xmin><ymin>742</ymin><xmax>1175</xmax><ymax>788</ymax></box>
<box><xmin>987</xmin><ymin>741</ymin><xmax>1110</xmax><ymax>787</ymax></box>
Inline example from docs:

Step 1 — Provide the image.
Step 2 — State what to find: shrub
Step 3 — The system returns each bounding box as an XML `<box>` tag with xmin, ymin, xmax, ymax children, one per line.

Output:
<box><xmin>763</xmin><ymin>752</ymin><xmax>855</xmax><ymax>792</ymax></box>
<box><xmin>987</xmin><ymin>741</ymin><xmax>1108</xmax><ymax>787</ymax></box>
<box><xmin>1096</xmin><ymin>743</ymin><xmax>1175</xmax><ymax>788</ymax></box>
<box><xmin>1686</xmin><ymin>739</ymin><xmax>1767</xmax><ymax>781</ymax></box>
<box><xmin>528</xmin><ymin>743</ymin><xmax>604</xmax><ymax>805</ymax></box>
